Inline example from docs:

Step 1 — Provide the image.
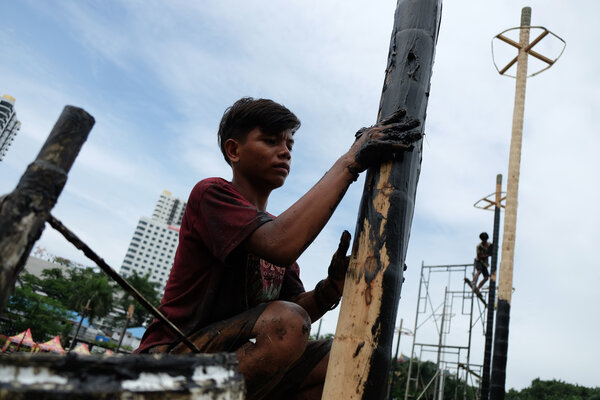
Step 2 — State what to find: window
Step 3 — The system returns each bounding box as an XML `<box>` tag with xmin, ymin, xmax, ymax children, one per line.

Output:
<box><xmin>123</xmin><ymin>260</ymin><xmax>132</xmax><ymax>265</ymax></box>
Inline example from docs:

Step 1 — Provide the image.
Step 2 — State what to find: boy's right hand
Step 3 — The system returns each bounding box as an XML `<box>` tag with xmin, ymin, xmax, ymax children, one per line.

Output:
<box><xmin>348</xmin><ymin>109</ymin><xmax>422</xmax><ymax>174</ymax></box>
<box><xmin>327</xmin><ymin>230</ymin><xmax>351</xmax><ymax>282</ymax></box>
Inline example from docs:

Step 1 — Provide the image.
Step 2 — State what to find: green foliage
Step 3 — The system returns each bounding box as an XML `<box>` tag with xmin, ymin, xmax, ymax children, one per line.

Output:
<box><xmin>52</xmin><ymin>256</ymin><xmax>73</xmax><ymax>267</ymax></box>
<box><xmin>1</xmin><ymin>273</ymin><xmax>72</xmax><ymax>342</ymax></box>
<box><xmin>67</xmin><ymin>267</ymin><xmax>114</xmax><ymax>322</ymax></box>
<box><xmin>39</xmin><ymin>268</ymin><xmax>71</xmax><ymax>304</ymax></box>
<box><xmin>2</xmin><ymin>265</ymin><xmax>116</xmax><ymax>343</ymax></box>
<box><xmin>506</xmin><ymin>378</ymin><xmax>600</xmax><ymax>400</ymax></box>
<box><xmin>117</xmin><ymin>272</ymin><xmax>161</xmax><ymax>327</ymax></box>
<box><xmin>309</xmin><ymin>332</ymin><xmax>334</xmax><ymax>340</ymax></box>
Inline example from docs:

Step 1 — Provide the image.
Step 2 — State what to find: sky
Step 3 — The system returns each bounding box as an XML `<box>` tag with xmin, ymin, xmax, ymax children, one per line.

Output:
<box><xmin>1</xmin><ymin>0</ymin><xmax>599</xmax><ymax>392</ymax></box>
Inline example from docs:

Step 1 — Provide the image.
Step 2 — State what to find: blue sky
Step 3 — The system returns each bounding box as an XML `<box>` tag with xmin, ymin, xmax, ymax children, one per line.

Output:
<box><xmin>2</xmin><ymin>0</ymin><xmax>599</xmax><ymax>391</ymax></box>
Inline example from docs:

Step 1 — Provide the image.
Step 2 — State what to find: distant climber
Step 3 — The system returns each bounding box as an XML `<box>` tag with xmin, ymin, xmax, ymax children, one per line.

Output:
<box><xmin>472</xmin><ymin>232</ymin><xmax>493</xmax><ymax>291</ymax></box>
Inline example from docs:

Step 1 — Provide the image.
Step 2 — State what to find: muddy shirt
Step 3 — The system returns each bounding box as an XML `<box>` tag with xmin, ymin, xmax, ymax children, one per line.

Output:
<box><xmin>136</xmin><ymin>178</ymin><xmax>305</xmax><ymax>352</ymax></box>
<box><xmin>476</xmin><ymin>242</ymin><xmax>492</xmax><ymax>267</ymax></box>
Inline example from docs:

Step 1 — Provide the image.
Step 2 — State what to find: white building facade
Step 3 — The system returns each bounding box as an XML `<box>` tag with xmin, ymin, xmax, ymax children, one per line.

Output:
<box><xmin>0</xmin><ymin>94</ymin><xmax>21</xmax><ymax>161</ymax></box>
<box><xmin>120</xmin><ymin>191</ymin><xmax>186</xmax><ymax>295</ymax></box>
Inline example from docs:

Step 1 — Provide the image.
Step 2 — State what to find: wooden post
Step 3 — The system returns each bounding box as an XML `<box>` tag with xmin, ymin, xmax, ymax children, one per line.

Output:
<box><xmin>117</xmin><ymin>304</ymin><xmax>135</xmax><ymax>352</ymax></box>
<box><xmin>69</xmin><ymin>299</ymin><xmax>91</xmax><ymax>353</ymax></box>
<box><xmin>481</xmin><ymin>174</ymin><xmax>503</xmax><ymax>400</ymax></box>
<box><xmin>0</xmin><ymin>106</ymin><xmax>94</xmax><ymax>311</ymax></box>
<box><xmin>491</xmin><ymin>8</ymin><xmax>531</xmax><ymax>399</ymax></box>
<box><xmin>323</xmin><ymin>1</ymin><xmax>442</xmax><ymax>398</ymax></box>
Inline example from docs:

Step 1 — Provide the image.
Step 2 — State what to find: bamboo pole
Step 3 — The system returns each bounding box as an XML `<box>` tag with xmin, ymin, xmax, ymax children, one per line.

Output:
<box><xmin>0</xmin><ymin>106</ymin><xmax>94</xmax><ymax>311</ymax></box>
<box><xmin>323</xmin><ymin>1</ymin><xmax>442</xmax><ymax>398</ymax></box>
<box><xmin>490</xmin><ymin>8</ymin><xmax>531</xmax><ymax>399</ymax></box>
<box><xmin>481</xmin><ymin>174</ymin><xmax>503</xmax><ymax>400</ymax></box>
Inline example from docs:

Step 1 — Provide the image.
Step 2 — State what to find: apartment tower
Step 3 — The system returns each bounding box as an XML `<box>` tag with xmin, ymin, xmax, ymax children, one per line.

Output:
<box><xmin>120</xmin><ymin>190</ymin><xmax>186</xmax><ymax>295</ymax></box>
<box><xmin>0</xmin><ymin>94</ymin><xmax>21</xmax><ymax>161</ymax></box>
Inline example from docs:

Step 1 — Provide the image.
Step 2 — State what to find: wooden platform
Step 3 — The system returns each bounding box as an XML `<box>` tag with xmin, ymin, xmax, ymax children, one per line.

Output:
<box><xmin>0</xmin><ymin>352</ymin><xmax>245</xmax><ymax>399</ymax></box>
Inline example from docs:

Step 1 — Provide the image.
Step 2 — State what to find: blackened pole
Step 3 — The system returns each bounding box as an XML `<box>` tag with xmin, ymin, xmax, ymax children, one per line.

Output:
<box><xmin>323</xmin><ymin>1</ymin><xmax>442</xmax><ymax>398</ymax></box>
<box><xmin>0</xmin><ymin>106</ymin><xmax>94</xmax><ymax>311</ymax></box>
<box><xmin>491</xmin><ymin>8</ymin><xmax>531</xmax><ymax>399</ymax></box>
<box><xmin>481</xmin><ymin>174</ymin><xmax>502</xmax><ymax>400</ymax></box>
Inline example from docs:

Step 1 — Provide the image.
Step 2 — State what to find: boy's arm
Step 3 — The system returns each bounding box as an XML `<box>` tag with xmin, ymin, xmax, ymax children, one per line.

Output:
<box><xmin>245</xmin><ymin>111</ymin><xmax>421</xmax><ymax>266</ymax></box>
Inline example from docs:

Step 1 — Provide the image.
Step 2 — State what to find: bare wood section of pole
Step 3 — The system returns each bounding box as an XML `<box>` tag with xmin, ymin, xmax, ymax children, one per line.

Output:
<box><xmin>0</xmin><ymin>106</ymin><xmax>94</xmax><ymax>311</ymax></box>
<box><xmin>323</xmin><ymin>1</ymin><xmax>442</xmax><ymax>398</ymax></box>
<box><xmin>491</xmin><ymin>8</ymin><xmax>531</xmax><ymax>400</ymax></box>
<box><xmin>497</xmin><ymin>7</ymin><xmax>530</xmax><ymax>307</ymax></box>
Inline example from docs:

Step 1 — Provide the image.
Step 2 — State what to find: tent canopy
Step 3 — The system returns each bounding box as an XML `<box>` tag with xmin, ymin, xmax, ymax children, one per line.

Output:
<box><xmin>39</xmin><ymin>335</ymin><xmax>65</xmax><ymax>354</ymax></box>
<box><xmin>5</xmin><ymin>329</ymin><xmax>36</xmax><ymax>346</ymax></box>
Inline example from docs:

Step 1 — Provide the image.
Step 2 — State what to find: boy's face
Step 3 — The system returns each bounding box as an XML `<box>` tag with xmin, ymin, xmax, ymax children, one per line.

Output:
<box><xmin>231</xmin><ymin>127</ymin><xmax>294</xmax><ymax>190</ymax></box>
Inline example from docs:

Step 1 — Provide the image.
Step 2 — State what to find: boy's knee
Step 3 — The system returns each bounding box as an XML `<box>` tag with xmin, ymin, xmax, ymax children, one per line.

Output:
<box><xmin>254</xmin><ymin>301</ymin><xmax>311</xmax><ymax>364</ymax></box>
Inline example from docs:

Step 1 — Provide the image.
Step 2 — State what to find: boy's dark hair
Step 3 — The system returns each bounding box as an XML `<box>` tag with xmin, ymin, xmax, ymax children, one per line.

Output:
<box><xmin>479</xmin><ymin>232</ymin><xmax>489</xmax><ymax>241</ymax></box>
<box><xmin>218</xmin><ymin>97</ymin><xmax>301</xmax><ymax>165</ymax></box>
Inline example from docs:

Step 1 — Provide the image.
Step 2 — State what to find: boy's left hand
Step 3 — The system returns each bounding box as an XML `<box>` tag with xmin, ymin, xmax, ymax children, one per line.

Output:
<box><xmin>328</xmin><ymin>230</ymin><xmax>351</xmax><ymax>282</ymax></box>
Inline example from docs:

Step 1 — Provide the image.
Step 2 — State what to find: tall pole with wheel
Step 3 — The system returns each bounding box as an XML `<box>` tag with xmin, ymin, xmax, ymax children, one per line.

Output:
<box><xmin>490</xmin><ymin>8</ymin><xmax>564</xmax><ymax>399</ymax></box>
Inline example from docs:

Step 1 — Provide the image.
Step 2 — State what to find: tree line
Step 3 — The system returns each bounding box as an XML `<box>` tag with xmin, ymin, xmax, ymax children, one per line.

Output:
<box><xmin>0</xmin><ymin>257</ymin><xmax>161</xmax><ymax>346</ymax></box>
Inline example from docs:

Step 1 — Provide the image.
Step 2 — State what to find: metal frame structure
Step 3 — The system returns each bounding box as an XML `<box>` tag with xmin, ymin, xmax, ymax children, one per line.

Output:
<box><xmin>404</xmin><ymin>263</ymin><xmax>488</xmax><ymax>400</ymax></box>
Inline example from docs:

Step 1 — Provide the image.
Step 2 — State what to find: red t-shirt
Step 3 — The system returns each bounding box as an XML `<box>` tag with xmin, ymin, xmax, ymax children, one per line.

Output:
<box><xmin>136</xmin><ymin>178</ymin><xmax>305</xmax><ymax>352</ymax></box>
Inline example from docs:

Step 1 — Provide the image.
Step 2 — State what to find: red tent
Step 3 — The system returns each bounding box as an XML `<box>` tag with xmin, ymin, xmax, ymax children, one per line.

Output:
<box><xmin>38</xmin><ymin>335</ymin><xmax>66</xmax><ymax>354</ymax></box>
<box><xmin>1</xmin><ymin>328</ymin><xmax>36</xmax><ymax>352</ymax></box>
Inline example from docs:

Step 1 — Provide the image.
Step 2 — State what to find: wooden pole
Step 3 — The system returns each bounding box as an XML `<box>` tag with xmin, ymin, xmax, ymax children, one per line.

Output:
<box><xmin>388</xmin><ymin>318</ymin><xmax>404</xmax><ymax>400</ymax></box>
<box><xmin>68</xmin><ymin>299</ymin><xmax>91</xmax><ymax>353</ymax></box>
<box><xmin>491</xmin><ymin>8</ymin><xmax>531</xmax><ymax>399</ymax></box>
<box><xmin>0</xmin><ymin>106</ymin><xmax>94</xmax><ymax>311</ymax></box>
<box><xmin>323</xmin><ymin>1</ymin><xmax>442</xmax><ymax>398</ymax></box>
<box><xmin>481</xmin><ymin>174</ymin><xmax>503</xmax><ymax>400</ymax></box>
<box><xmin>117</xmin><ymin>304</ymin><xmax>135</xmax><ymax>352</ymax></box>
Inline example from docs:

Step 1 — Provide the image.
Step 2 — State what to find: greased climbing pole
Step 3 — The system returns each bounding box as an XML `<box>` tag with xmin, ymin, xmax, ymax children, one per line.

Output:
<box><xmin>490</xmin><ymin>8</ymin><xmax>564</xmax><ymax>399</ymax></box>
<box><xmin>323</xmin><ymin>1</ymin><xmax>442</xmax><ymax>398</ymax></box>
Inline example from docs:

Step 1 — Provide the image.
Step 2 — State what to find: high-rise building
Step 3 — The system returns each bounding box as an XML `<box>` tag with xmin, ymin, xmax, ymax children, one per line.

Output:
<box><xmin>120</xmin><ymin>190</ymin><xmax>187</xmax><ymax>295</ymax></box>
<box><xmin>0</xmin><ymin>94</ymin><xmax>21</xmax><ymax>161</ymax></box>
<box><xmin>152</xmin><ymin>190</ymin><xmax>186</xmax><ymax>226</ymax></box>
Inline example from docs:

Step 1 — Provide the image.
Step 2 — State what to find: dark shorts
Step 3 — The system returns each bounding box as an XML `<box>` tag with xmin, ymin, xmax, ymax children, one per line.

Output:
<box><xmin>143</xmin><ymin>303</ymin><xmax>330</xmax><ymax>400</ymax></box>
<box><xmin>474</xmin><ymin>259</ymin><xmax>489</xmax><ymax>279</ymax></box>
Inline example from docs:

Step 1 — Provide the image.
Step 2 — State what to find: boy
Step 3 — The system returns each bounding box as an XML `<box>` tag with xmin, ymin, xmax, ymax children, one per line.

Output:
<box><xmin>136</xmin><ymin>98</ymin><xmax>420</xmax><ymax>399</ymax></box>
<box><xmin>473</xmin><ymin>232</ymin><xmax>493</xmax><ymax>291</ymax></box>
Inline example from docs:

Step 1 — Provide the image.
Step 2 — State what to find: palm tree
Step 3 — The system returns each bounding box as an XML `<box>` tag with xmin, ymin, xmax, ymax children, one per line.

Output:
<box><xmin>68</xmin><ymin>268</ymin><xmax>114</xmax><ymax>323</ymax></box>
<box><xmin>117</xmin><ymin>272</ymin><xmax>161</xmax><ymax>327</ymax></box>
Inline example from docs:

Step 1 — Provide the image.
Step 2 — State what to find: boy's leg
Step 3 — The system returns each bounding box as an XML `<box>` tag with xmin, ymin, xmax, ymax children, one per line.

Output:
<box><xmin>168</xmin><ymin>300</ymin><xmax>311</xmax><ymax>400</ymax></box>
<box><xmin>477</xmin><ymin>266</ymin><xmax>490</xmax><ymax>290</ymax></box>
<box><xmin>263</xmin><ymin>339</ymin><xmax>332</xmax><ymax>400</ymax></box>
<box><xmin>472</xmin><ymin>270</ymin><xmax>481</xmax><ymax>286</ymax></box>
<box><xmin>237</xmin><ymin>301</ymin><xmax>311</xmax><ymax>399</ymax></box>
